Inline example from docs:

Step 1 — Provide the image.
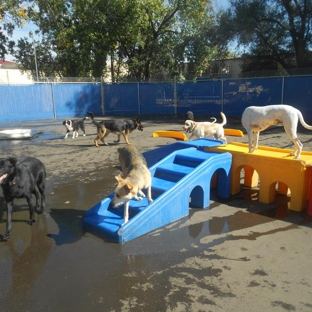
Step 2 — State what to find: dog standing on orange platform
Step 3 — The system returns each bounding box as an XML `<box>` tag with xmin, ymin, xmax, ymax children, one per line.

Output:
<box><xmin>241</xmin><ymin>104</ymin><xmax>312</xmax><ymax>159</ymax></box>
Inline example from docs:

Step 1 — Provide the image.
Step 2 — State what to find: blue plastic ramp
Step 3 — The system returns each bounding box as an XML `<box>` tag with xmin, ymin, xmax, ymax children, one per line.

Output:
<box><xmin>83</xmin><ymin>146</ymin><xmax>232</xmax><ymax>243</ymax></box>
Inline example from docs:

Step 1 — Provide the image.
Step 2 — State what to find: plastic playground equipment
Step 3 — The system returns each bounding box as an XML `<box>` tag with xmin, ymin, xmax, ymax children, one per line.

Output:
<box><xmin>83</xmin><ymin>135</ymin><xmax>312</xmax><ymax>243</ymax></box>
<box><xmin>208</xmin><ymin>142</ymin><xmax>312</xmax><ymax>212</ymax></box>
<box><xmin>83</xmin><ymin>138</ymin><xmax>232</xmax><ymax>243</ymax></box>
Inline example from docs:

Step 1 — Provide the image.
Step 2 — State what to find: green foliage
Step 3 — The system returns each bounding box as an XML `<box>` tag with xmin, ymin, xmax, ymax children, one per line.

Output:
<box><xmin>0</xmin><ymin>0</ymin><xmax>31</xmax><ymax>58</ymax></box>
<box><xmin>4</xmin><ymin>0</ymin><xmax>224</xmax><ymax>80</ymax></box>
<box><xmin>217</xmin><ymin>0</ymin><xmax>312</xmax><ymax>71</ymax></box>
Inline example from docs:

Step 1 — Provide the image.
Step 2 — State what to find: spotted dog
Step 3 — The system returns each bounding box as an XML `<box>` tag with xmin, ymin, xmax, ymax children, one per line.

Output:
<box><xmin>63</xmin><ymin>117</ymin><xmax>88</xmax><ymax>138</ymax></box>
<box><xmin>241</xmin><ymin>104</ymin><xmax>312</xmax><ymax>159</ymax></box>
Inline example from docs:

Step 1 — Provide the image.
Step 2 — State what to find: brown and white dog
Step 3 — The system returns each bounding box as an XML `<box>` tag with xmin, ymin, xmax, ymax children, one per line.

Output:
<box><xmin>241</xmin><ymin>104</ymin><xmax>312</xmax><ymax>159</ymax></box>
<box><xmin>183</xmin><ymin>112</ymin><xmax>227</xmax><ymax>143</ymax></box>
<box><xmin>110</xmin><ymin>145</ymin><xmax>153</xmax><ymax>226</ymax></box>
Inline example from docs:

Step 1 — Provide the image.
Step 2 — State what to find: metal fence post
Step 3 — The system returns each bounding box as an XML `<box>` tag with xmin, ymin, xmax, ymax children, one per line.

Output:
<box><xmin>281</xmin><ymin>76</ymin><xmax>285</xmax><ymax>104</ymax></box>
<box><xmin>50</xmin><ymin>82</ymin><xmax>56</xmax><ymax>119</ymax></box>
<box><xmin>101</xmin><ymin>76</ymin><xmax>105</xmax><ymax>115</ymax></box>
<box><xmin>137</xmin><ymin>82</ymin><xmax>141</xmax><ymax>115</ymax></box>
<box><xmin>221</xmin><ymin>79</ymin><xmax>224</xmax><ymax>111</ymax></box>
<box><xmin>174</xmin><ymin>76</ymin><xmax>177</xmax><ymax>116</ymax></box>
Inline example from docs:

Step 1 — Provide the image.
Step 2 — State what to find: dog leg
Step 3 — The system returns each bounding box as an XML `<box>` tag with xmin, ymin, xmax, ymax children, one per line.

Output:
<box><xmin>138</xmin><ymin>190</ymin><xmax>146</xmax><ymax>198</ymax></box>
<box><xmin>94</xmin><ymin>136</ymin><xmax>100</xmax><ymax>147</ymax></box>
<box><xmin>253</xmin><ymin>132</ymin><xmax>260</xmax><ymax>151</ymax></box>
<box><xmin>100</xmin><ymin>138</ymin><xmax>109</xmax><ymax>145</ymax></box>
<box><xmin>284</xmin><ymin>124</ymin><xmax>303</xmax><ymax>159</ymax></box>
<box><xmin>122</xmin><ymin>134</ymin><xmax>131</xmax><ymax>145</ymax></box>
<box><xmin>134</xmin><ymin>190</ymin><xmax>145</xmax><ymax>200</ymax></box>
<box><xmin>26</xmin><ymin>196</ymin><xmax>36</xmax><ymax>225</ymax></box>
<box><xmin>64</xmin><ymin>131</ymin><xmax>70</xmax><ymax>139</ymax></box>
<box><xmin>188</xmin><ymin>134</ymin><xmax>194</xmax><ymax>140</ymax></box>
<box><xmin>72</xmin><ymin>131</ymin><xmax>78</xmax><ymax>138</ymax></box>
<box><xmin>114</xmin><ymin>134</ymin><xmax>121</xmax><ymax>143</ymax></box>
<box><xmin>146</xmin><ymin>185</ymin><xmax>153</xmax><ymax>204</ymax></box>
<box><xmin>101</xmin><ymin>132</ymin><xmax>109</xmax><ymax>146</ymax></box>
<box><xmin>33</xmin><ymin>187</ymin><xmax>45</xmax><ymax>214</ymax></box>
<box><xmin>3</xmin><ymin>201</ymin><xmax>14</xmax><ymax>240</ymax></box>
<box><xmin>220</xmin><ymin>136</ymin><xmax>227</xmax><ymax>144</ymax></box>
<box><xmin>37</xmin><ymin>177</ymin><xmax>46</xmax><ymax>213</ymax></box>
<box><xmin>291</xmin><ymin>139</ymin><xmax>303</xmax><ymax>159</ymax></box>
<box><xmin>287</xmin><ymin>136</ymin><xmax>302</xmax><ymax>159</ymax></box>
<box><xmin>81</xmin><ymin>125</ymin><xmax>86</xmax><ymax>136</ymax></box>
<box><xmin>122</xmin><ymin>201</ymin><xmax>130</xmax><ymax>226</ymax></box>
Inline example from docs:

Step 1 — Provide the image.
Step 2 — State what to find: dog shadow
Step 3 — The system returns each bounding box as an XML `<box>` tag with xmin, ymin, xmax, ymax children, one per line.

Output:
<box><xmin>47</xmin><ymin>208</ymin><xmax>85</xmax><ymax>246</ymax></box>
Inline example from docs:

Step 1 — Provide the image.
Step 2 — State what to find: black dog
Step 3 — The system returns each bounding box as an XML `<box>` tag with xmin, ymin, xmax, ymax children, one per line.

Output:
<box><xmin>0</xmin><ymin>157</ymin><xmax>46</xmax><ymax>240</ymax></box>
<box><xmin>87</xmin><ymin>111</ymin><xmax>143</xmax><ymax>147</ymax></box>
<box><xmin>63</xmin><ymin>117</ymin><xmax>88</xmax><ymax>138</ymax></box>
<box><xmin>186</xmin><ymin>111</ymin><xmax>194</xmax><ymax>121</ymax></box>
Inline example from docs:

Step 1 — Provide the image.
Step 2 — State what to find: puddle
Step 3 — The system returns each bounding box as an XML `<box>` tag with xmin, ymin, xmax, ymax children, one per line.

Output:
<box><xmin>0</xmin><ymin>130</ymin><xmax>63</xmax><ymax>147</ymax></box>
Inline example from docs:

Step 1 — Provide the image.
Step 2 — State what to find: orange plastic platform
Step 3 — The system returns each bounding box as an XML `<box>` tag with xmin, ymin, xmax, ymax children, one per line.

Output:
<box><xmin>152</xmin><ymin>129</ymin><xmax>244</xmax><ymax>141</ymax></box>
<box><xmin>207</xmin><ymin>142</ymin><xmax>312</xmax><ymax>212</ymax></box>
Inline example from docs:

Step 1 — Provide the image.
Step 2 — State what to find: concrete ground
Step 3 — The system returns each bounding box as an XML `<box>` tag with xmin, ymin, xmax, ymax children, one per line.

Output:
<box><xmin>0</xmin><ymin>115</ymin><xmax>312</xmax><ymax>312</ymax></box>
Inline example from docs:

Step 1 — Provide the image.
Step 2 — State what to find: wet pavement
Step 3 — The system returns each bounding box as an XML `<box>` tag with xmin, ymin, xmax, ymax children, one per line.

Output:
<box><xmin>0</xmin><ymin>117</ymin><xmax>312</xmax><ymax>311</ymax></box>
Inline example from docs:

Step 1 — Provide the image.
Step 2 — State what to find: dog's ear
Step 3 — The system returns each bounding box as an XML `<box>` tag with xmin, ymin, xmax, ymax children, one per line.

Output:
<box><xmin>9</xmin><ymin>157</ymin><xmax>17</xmax><ymax>166</ymax></box>
<box><xmin>124</xmin><ymin>183</ymin><xmax>133</xmax><ymax>193</ymax></box>
<box><xmin>115</xmin><ymin>175</ymin><xmax>124</xmax><ymax>183</ymax></box>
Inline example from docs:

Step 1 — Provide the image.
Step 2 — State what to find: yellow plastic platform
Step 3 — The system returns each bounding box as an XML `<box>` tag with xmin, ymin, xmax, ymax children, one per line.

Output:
<box><xmin>152</xmin><ymin>129</ymin><xmax>244</xmax><ymax>141</ymax></box>
<box><xmin>207</xmin><ymin>142</ymin><xmax>312</xmax><ymax>212</ymax></box>
<box><xmin>152</xmin><ymin>130</ymin><xmax>188</xmax><ymax>141</ymax></box>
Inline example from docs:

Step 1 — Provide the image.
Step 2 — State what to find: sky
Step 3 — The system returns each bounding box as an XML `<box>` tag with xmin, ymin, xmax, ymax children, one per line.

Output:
<box><xmin>6</xmin><ymin>0</ymin><xmax>230</xmax><ymax>61</ymax></box>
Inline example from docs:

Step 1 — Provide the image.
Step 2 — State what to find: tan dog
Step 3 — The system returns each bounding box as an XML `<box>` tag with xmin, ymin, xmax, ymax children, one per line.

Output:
<box><xmin>110</xmin><ymin>145</ymin><xmax>153</xmax><ymax>226</ymax></box>
<box><xmin>183</xmin><ymin>112</ymin><xmax>227</xmax><ymax>143</ymax></box>
<box><xmin>241</xmin><ymin>104</ymin><xmax>312</xmax><ymax>159</ymax></box>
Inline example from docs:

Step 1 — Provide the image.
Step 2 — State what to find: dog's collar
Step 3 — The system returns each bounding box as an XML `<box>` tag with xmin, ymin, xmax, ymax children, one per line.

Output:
<box><xmin>9</xmin><ymin>179</ymin><xmax>16</xmax><ymax>185</ymax></box>
<box><xmin>128</xmin><ymin>177</ymin><xmax>139</xmax><ymax>185</ymax></box>
<box><xmin>5</xmin><ymin>177</ymin><xmax>16</xmax><ymax>186</ymax></box>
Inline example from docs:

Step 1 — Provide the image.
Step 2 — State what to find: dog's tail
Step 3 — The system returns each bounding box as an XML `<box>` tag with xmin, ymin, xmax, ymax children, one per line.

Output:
<box><xmin>220</xmin><ymin>112</ymin><xmax>227</xmax><ymax>126</ymax></box>
<box><xmin>87</xmin><ymin>111</ymin><xmax>101</xmax><ymax>126</ymax></box>
<box><xmin>297</xmin><ymin>109</ymin><xmax>312</xmax><ymax>131</ymax></box>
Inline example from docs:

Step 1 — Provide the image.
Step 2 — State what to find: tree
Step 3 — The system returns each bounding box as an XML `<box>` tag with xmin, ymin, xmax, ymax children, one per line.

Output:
<box><xmin>217</xmin><ymin>0</ymin><xmax>312</xmax><ymax>71</ymax></box>
<box><xmin>112</xmin><ymin>0</ymin><xmax>222</xmax><ymax>81</ymax></box>
<box><xmin>10</xmin><ymin>0</ymin><xmax>225</xmax><ymax>80</ymax></box>
<box><xmin>0</xmin><ymin>0</ymin><xmax>30</xmax><ymax>59</ymax></box>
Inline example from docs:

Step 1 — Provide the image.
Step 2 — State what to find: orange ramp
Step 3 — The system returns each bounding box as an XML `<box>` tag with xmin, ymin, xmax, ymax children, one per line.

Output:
<box><xmin>152</xmin><ymin>129</ymin><xmax>244</xmax><ymax>141</ymax></box>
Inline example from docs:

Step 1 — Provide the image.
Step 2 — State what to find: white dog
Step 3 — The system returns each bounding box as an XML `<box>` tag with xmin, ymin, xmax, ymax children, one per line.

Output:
<box><xmin>241</xmin><ymin>104</ymin><xmax>312</xmax><ymax>159</ymax></box>
<box><xmin>183</xmin><ymin>112</ymin><xmax>227</xmax><ymax>143</ymax></box>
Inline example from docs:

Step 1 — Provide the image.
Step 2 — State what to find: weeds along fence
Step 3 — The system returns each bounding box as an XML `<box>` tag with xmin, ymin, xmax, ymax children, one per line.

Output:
<box><xmin>1</xmin><ymin>75</ymin><xmax>312</xmax><ymax>122</ymax></box>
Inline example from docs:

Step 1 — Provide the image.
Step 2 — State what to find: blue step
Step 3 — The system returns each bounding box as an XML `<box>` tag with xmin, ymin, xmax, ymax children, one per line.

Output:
<box><xmin>82</xmin><ymin>139</ymin><xmax>232</xmax><ymax>243</ymax></box>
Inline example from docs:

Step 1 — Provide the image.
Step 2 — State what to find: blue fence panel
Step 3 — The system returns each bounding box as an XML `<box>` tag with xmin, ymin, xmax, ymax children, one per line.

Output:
<box><xmin>177</xmin><ymin>81</ymin><xmax>222</xmax><ymax>116</ymax></box>
<box><xmin>104</xmin><ymin>83</ymin><xmax>139</xmax><ymax>115</ymax></box>
<box><xmin>284</xmin><ymin>76</ymin><xmax>312</xmax><ymax>121</ymax></box>
<box><xmin>53</xmin><ymin>83</ymin><xmax>102</xmax><ymax>118</ymax></box>
<box><xmin>223</xmin><ymin>77</ymin><xmax>283</xmax><ymax>117</ymax></box>
<box><xmin>1</xmin><ymin>76</ymin><xmax>312</xmax><ymax>123</ymax></box>
<box><xmin>0</xmin><ymin>84</ymin><xmax>54</xmax><ymax>122</ymax></box>
<box><xmin>139</xmin><ymin>82</ymin><xmax>175</xmax><ymax>115</ymax></box>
